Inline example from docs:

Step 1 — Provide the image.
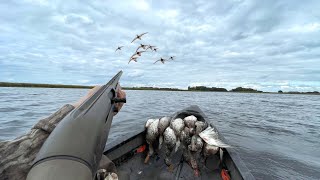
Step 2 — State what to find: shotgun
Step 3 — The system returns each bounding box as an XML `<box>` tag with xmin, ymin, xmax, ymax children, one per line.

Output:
<box><xmin>27</xmin><ymin>71</ymin><xmax>126</xmax><ymax>180</ymax></box>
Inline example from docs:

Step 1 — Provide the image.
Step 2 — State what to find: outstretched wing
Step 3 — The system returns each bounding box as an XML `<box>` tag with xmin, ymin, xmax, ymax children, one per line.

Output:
<box><xmin>128</xmin><ymin>59</ymin><xmax>134</xmax><ymax>64</ymax></box>
<box><xmin>147</xmin><ymin>45</ymin><xmax>155</xmax><ymax>51</ymax></box>
<box><xmin>140</xmin><ymin>32</ymin><xmax>148</xmax><ymax>37</ymax></box>
<box><xmin>130</xmin><ymin>53</ymin><xmax>138</xmax><ymax>59</ymax></box>
<box><xmin>145</xmin><ymin>45</ymin><xmax>152</xmax><ymax>50</ymax></box>
<box><xmin>153</xmin><ymin>59</ymin><xmax>161</xmax><ymax>64</ymax></box>
<box><xmin>128</xmin><ymin>57</ymin><xmax>138</xmax><ymax>64</ymax></box>
<box><xmin>131</xmin><ymin>36</ymin><xmax>138</xmax><ymax>43</ymax></box>
<box><xmin>137</xmin><ymin>51</ymin><xmax>146</xmax><ymax>56</ymax></box>
<box><xmin>136</xmin><ymin>46</ymin><xmax>142</xmax><ymax>52</ymax></box>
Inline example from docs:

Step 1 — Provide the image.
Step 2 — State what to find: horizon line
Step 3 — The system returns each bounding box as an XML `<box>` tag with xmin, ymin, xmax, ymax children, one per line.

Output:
<box><xmin>1</xmin><ymin>82</ymin><xmax>319</xmax><ymax>94</ymax></box>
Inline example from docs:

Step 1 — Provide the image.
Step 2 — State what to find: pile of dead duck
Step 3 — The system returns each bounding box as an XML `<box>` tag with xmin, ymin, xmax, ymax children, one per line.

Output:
<box><xmin>145</xmin><ymin>114</ymin><xmax>229</xmax><ymax>177</ymax></box>
<box><xmin>103</xmin><ymin>106</ymin><xmax>255</xmax><ymax>180</ymax></box>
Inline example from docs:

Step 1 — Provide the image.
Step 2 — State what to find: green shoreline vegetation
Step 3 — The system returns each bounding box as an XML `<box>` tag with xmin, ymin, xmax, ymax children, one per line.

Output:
<box><xmin>0</xmin><ymin>82</ymin><xmax>94</xmax><ymax>89</ymax></box>
<box><xmin>0</xmin><ymin>82</ymin><xmax>319</xmax><ymax>95</ymax></box>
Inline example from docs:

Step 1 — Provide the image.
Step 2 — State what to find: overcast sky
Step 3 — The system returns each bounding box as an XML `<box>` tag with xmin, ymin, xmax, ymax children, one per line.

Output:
<box><xmin>1</xmin><ymin>0</ymin><xmax>319</xmax><ymax>91</ymax></box>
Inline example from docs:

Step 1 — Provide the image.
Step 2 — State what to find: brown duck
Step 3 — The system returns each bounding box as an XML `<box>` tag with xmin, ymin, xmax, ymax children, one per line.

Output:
<box><xmin>131</xmin><ymin>32</ymin><xmax>148</xmax><ymax>43</ymax></box>
<box><xmin>136</xmin><ymin>44</ymin><xmax>148</xmax><ymax>52</ymax></box>
<box><xmin>131</xmin><ymin>51</ymin><xmax>146</xmax><ymax>58</ymax></box>
<box><xmin>153</xmin><ymin>57</ymin><xmax>167</xmax><ymax>64</ymax></box>
<box><xmin>128</xmin><ymin>56</ymin><xmax>138</xmax><ymax>64</ymax></box>
<box><xmin>146</xmin><ymin>45</ymin><xmax>156</xmax><ymax>51</ymax></box>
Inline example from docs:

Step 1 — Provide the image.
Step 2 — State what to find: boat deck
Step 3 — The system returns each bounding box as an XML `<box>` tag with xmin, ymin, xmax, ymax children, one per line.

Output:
<box><xmin>115</xmin><ymin>148</ymin><xmax>222</xmax><ymax>180</ymax></box>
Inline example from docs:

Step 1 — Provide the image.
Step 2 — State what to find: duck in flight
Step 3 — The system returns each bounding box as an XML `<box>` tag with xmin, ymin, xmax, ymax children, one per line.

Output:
<box><xmin>131</xmin><ymin>32</ymin><xmax>148</xmax><ymax>43</ymax></box>
<box><xmin>128</xmin><ymin>56</ymin><xmax>138</xmax><ymax>64</ymax></box>
<box><xmin>131</xmin><ymin>51</ymin><xmax>146</xmax><ymax>58</ymax></box>
<box><xmin>115</xmin><ymin>46</ymin><xmax>124</xmax><ymax>52</ymax></box>
<box><xmin>146</xmin><ymin>45</ymin><xmax>156</xmax><ymax>51</ymax></box>
<box><xmin>136</xmin><ymin>44</ymin><xmax>148</xmax><ymax>52</ymax></box>
<box><xmin>153</xmin><ymin>47</ymin><xmax>158</xmax><ymax>52</ymax></box>
<box><xmin>154</xmin><ymin>57</ymin><xmax>167</xmax><ymax>64</ymax></box>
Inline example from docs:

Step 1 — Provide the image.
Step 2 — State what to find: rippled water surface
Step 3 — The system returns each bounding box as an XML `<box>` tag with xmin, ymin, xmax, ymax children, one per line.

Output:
<box><xmin>0</xmin><ymin>87</ymin><xmax>320</xmax><ymax>179</ymax></box>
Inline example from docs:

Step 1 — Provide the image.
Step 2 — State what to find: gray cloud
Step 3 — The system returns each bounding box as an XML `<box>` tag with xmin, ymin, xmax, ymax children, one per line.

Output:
<box><xmin>0</xmin><ymin>0</ymin><xmax>319</xmax><ymax>92</ymax></box>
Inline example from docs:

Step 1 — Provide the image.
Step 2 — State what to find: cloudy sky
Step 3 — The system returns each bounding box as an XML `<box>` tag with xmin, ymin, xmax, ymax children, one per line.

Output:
<box><xmin>0</xmin><ymin>0</ymin><xmax>319</xmax><ymax>92</ymax></box>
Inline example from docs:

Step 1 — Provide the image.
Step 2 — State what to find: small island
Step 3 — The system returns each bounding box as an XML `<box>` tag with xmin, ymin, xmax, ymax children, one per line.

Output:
<box><xmin>230</xmin><ymin>87</ymin><xmax>263</xmax><ymax>93</ymax></box>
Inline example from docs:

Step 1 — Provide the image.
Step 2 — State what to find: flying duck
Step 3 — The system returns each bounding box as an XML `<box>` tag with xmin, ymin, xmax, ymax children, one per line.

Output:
<box><xmin>169</xmin><ymin>56</ymin><xmax>175</xmax><ymax>60</ymax></box>
<box><xmin>115</xmin><ymin>46</ymin><xmax>124</xmax><ymax>52</ymax></box>
<box><xmin>131</xmin><ymin>51</ymin><xmax>146</xmax><ymax>58</ymax></box>
<box><xmin>153</xmin><ymin>57</ymin><xmax>167</xmax><ymax>64</ymax></box>
<box><xmin>128</xmin><ymin>56</ymin><xmax>138</xmax><ymax>64</ymax></box>
<box><xmin>131</xmin><ymin>32</ymin><xmax>148</xmax><ymax>43</ymax></box>
<box><xmin>136</xmin><ymin>44</ymin><xmax>148</xmax><ymax>52</ymax></box>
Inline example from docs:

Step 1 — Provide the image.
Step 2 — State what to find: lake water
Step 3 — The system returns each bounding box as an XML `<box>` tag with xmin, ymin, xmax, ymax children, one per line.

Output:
<box><xmin>0</xmin><ymin>87</ymin><xmax>320</xmax><ymax>179</ymax></box>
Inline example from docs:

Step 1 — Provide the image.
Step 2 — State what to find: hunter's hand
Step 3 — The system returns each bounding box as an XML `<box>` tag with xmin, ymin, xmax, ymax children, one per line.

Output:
<box><xmin>73</xmin><ymin>85</ymin><xmax>126</xmax><ymax>116</ymax></box>
<box><xmin>114</xmin><ymin>84</ymin><xmax>126</xmax><ymax>115</ymax></box>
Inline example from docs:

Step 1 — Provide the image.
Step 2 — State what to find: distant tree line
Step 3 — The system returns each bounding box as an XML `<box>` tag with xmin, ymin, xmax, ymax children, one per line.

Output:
<box><xmin>188</xmin><ymin>86</ymin><xmax>228</xmax><ymax>92</ymax></box>
<box><xmin>278</xmin><ymin>90</ymin><xmax>319</xmax><ymax>94</ymax></box>
<box><xmin>1</xmin><ymin>82</ymin><xmax>319</xmax><ymax>95</ymax></box>
<box><xmin>0</xmin><ymin>82</ymin><xmax>93</xmax><ymax>89</ymax></box>
<box><xmin>188</xmin><ymin>86</ymin><xmax>264</xmax><ymax>93</ymax></box>
<box><xmin>123</xmin><ymin>86</ymin><xmax>183</xmax><ymax>91</ymax></box>
<box><xmin>230</xmin><ymin>87</ymin><xmax>263</xmax><ymax>93</ymax></box>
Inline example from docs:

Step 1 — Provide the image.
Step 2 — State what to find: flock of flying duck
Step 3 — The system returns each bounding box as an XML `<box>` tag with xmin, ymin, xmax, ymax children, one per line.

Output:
<box><xmin>115</xmin><ymin>32</ymin><xmax>176</xmax><ymax>64</ymax></box>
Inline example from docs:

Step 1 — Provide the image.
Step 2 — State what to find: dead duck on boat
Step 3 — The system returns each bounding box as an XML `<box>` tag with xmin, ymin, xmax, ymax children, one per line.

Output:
<box><xmin>169</xmin><ymin>118</ymin><xmax>185</xmax><ymax>152</ymax></box>
<box><xmin>158</xmin><ymin>116</ymin><xmax>171</xmax><ymax>150</ymax></box>
<box><xmin>144</xmin><ymin>118</ymin><xmax>159</xmax><ymax>163</ymax></box>
<box><xmin>163</xmin><ymin>126</ymin><xmax>177</xmax><ymax>171</ymax></box>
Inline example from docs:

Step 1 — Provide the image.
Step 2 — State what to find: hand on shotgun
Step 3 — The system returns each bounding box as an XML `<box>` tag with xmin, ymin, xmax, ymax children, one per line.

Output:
<box><xmin>73</xmin><ymin>84</ymin><xmax>126</xmax><ymax>115</ymax></box>
<box><xmin>114</xmin><ymin>84</ymin><xmax>126</xmax><ymax>115</ymax></box>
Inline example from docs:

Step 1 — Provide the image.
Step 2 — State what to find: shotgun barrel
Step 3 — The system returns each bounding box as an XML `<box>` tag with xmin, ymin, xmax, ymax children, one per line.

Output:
<box><xmin>26</xmin><ymin>71</ymin><xmax>125</xmax><ymax>180</ymax></box>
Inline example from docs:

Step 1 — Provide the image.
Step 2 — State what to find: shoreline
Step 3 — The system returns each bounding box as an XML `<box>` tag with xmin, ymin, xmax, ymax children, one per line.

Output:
<box><xmin>0</xmin><ymin>82</ymin><xmax>319</xmax><ymax>95</ymax></box>
<box><xmin>0</xmin><ymin>82</ymin><xmax>94</xmax><ymax>89</ymax></box>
